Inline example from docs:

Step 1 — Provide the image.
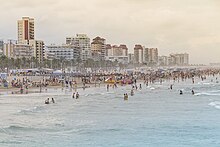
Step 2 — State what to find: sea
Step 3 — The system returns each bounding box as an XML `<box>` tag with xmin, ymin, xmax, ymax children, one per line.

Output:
<box><xmin>0</xmin><ymin>75</ymin><xmax>220</xmax><ymax>147</ymax></box>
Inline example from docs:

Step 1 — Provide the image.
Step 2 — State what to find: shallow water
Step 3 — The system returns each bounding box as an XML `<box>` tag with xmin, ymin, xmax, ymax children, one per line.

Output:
<box><xmin>0</xmin><ymin>76</ymin><xmax>220</xmax><ymax>147</ymax></box>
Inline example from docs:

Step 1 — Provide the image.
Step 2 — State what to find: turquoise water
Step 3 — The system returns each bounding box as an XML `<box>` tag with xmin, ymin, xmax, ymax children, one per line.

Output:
<box><xmin>0</xmin><ymin>76</ymin><xmax>220</xmax><ymax>147</ymax></box>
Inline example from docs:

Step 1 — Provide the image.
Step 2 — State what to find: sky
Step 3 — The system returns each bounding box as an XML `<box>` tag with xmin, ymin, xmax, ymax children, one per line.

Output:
<box><xmin>0</xmin><ymin>0</ymin><xmax>220</xmax><ymax>64</ymax></box>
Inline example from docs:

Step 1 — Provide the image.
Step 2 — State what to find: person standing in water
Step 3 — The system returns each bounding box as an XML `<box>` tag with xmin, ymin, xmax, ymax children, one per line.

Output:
<box><xmin>191</xmin><ymin>90</ymin><xmax>195</xmax><ymax>95</ymax></box>
<box><xmin>107</xmin><ymin>84</ymin><xmax>109</xmax><ymax>91</ymax></box>
<box><xmin>76</xmin><ymin>92</ymin><xmax>79</xmax><ymax>99</ymax></box>
<box><xmin>131</xmin><ymin>89</ymin><xmax>134</xmax><ymax>96</ymax></box>
<box><xmin>170</xmin><ymin>84</ymin><xmax>173</xmax><ymax>90</ymax></box>
<box><xmin>51</xmin><ymin>98</ymin><xmax>55</xmax><ymax>103</ymax></box>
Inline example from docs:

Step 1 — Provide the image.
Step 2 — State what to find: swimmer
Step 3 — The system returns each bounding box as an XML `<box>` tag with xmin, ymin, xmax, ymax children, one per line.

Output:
<box><xmin>45</xmin><ymin>98</ymin><xmax>49</xmax><ymax>104</ymax></box>
<box><xmin>180</xmin><ymin>90</ymin><xmax>183</xmax><ymax>95</ymax></box>
<box><xmin>124</xmin><ymin>93</ymin><xmax>128</xmax><ymax>100</ymax></box>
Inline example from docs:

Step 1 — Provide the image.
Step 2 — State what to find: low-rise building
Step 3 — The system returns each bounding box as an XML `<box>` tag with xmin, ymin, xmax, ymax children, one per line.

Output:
<box><xmin>46</xmin><ymin>44</ymin><xmax>80</xmax><ymax>61</ymax></box>
<box><xmin>13</xmin><ymin>44</ymin><xmax>33</xmax><ymax>59</ymax></box>
<box><xmin>105</xmin><ymin>56</ymin><xmax>128</xmax><ymax>64</ymax></box>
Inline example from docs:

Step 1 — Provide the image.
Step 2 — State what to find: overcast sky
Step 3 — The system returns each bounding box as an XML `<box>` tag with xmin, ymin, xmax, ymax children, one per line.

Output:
<box><xmin>0</xmin><ymin>0</ymin><xmax>220</xmax><ymax>64</ymax></box>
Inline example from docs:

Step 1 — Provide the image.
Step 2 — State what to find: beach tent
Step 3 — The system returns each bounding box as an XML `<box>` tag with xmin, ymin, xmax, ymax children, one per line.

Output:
<box><xmin>53</xmin><ymin>70</ymin><xmax>62</xmax><ymax>75</ymax></box>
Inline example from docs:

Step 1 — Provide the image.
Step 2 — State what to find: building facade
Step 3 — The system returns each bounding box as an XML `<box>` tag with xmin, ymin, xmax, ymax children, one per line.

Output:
<box><xmin>3</xmin><ymin>41</ymin><xmax>15</xmax><ymax>58</ymax></box>
<box><xmin>145</xmin><ymin>48</ymin><xmax>158</xmax><ymax>65</ymax></box>
<box><xmin>105</xmin><ymin>56</ymin><xmax>128</xmax><ymax>64</ymax></box>
<box><xmin>17</xmin><ymin>17</ymin><xmax>34</xmax><ymax>44</ymax></box>
<box><xmin>13</xmin><ymin>44</ymin><xmax>33</xmax><ymax>59</ymax></box>
<box><xmin>168</xmin><ymin>53</ymin><xmax>189</xmax><ymax>66</ymax></box>
<box><xmin>128</xmin><ymin>53</ymin><xmax>134</xmax><ymax>64</ymax></box>
<box><xmin>119</xmin><ymin>44</ymin><xmax>128</xmax><ymax>56</ymax></box>
<box><xmin>134</xmin><ymin>45</ymin><xmax>143</xmax><ymax>64</ymax></box>
<box><xmin>158</xmin><ymin>56</ymin><xmax>168</xmax><ymax>66</ymax></box>
<box><xmin>105</xmin><ymin>44</ymin><xmax>112</xmax><ymax>57</ymax></box>
<box><xmin>91</xmin><ymin>36</ymin><xmax>106</xmax><ymax>60</ymax></box>
<box><xmin>46</xmin><ymin>44</ymin><xmax>80</xmax><ymax>61</ymax></box>
<box><xmin>66</xmin><ymin>34</ymin><xmax>91</xmax><ymax>61</ymax></box>
<box><xmin>26</xmin><ymin>40</ymin><xmax>45</xmax><ymax>63</ymax></box>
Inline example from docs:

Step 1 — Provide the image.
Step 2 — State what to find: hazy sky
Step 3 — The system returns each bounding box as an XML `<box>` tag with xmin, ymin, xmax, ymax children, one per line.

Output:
<box><xmin>0</xmin><ymin>0</ymin><xmax>220</xmax><ymax>64</ymax></box>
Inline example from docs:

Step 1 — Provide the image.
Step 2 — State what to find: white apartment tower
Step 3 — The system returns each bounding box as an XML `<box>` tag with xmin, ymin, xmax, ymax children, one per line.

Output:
<box><xmin>17</xmin><ymin>17</ymin><xmax>34</xmax><ymax>44</ymax></box>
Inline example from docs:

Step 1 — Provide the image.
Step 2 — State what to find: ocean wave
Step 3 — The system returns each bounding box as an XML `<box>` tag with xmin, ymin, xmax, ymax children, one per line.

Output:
<box><xmin>17</xmin><ymin>106</ymin><xmax>45</xmax><ymax>114</ymax></box>
<box><xmin>0</xmin><ymin>140</ymin><xmax>22</xmax><ymax>144</ymax></box>
<box><xmin>209</xmin><ymin>101</ymin><xmax>220</xmax><ymax>110</ymax></box>
<box><xmin>84</xmin><ymin>93</ymin><xmax>105</xmax><ymax>97</ymax></box>
<box><xmin>195</xmin><ymin>92</ymin><xmax>220</xmax><ymax>96</ymax></box>
<box><xmin>0</xmin><ymin>125</ymin><xmax>38</xmax><ymax>134</ymax></box>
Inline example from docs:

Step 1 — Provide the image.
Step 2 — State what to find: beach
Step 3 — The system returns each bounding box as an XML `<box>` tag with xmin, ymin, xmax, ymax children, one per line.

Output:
<box><xmin>0</xmin><ymin>70</ymin><xmax>220</xmax><ymax>146</ymax></box>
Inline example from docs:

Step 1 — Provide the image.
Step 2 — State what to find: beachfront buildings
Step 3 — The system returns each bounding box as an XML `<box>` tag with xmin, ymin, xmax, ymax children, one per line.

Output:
<box><xmin>13</xmin><ymin>44</ymin><xmax>33</xmax><ymax>59</ymax></box>
<box><xmin>104</xmin><ymin>44</ymin><xmax>129</xmax><ymax>64</ymax></box>
<box><xmin>105</xmin><ymin>44</ymin><xmax>112</xmax><ymax>56</ymax></box>
<box><xmin>2</xmin><ymin>40</ymin><xmax>32</xmax><ymax>59</ymax></box>
<box><xmin>159</xmin><ymin>56</ymin><xmax>169</xmax><ymax>66</ymax></box>
<box><xmin>66</xmin><ymin>34</ymin><xmax>91</xmax><ymax>61</ymax></box>
<box><xmin>158</xmin><ymin>53</ymin><xmax>189</xmax><ymax>66</ymax></box>
<box><xmin>143</xmin><ymin>48</ymin><xmax>158</xmax><ymax>66</ymax></box>
<box><xmin>26</xmin><ymin>40</ymin><xmax>45</xmax><ymax>62</ymax></box>
<box><xmin>46</xmin><ymin>44</ymin><xmax>80</xmax><ymax>61</ymax></box>
<box><xmin>17</xmin><ymin>17</ymin><xmax>35</xmax><ymax>44</ymax></box>
<box><xmin>16</xmin><ymin>17</ymin><xmax>45</xmax><ymax>62</ymax></box>
<box><xmin>169</xmin><ymin>53</ymin><xmax>189</xmax><ymax>66</ymax></box>
<box><xmin>3</xmin><ymin>41</ymin><xmax>15</xmax><ymax>58</ymax></box>
<box><xmin>134</xmin><ymin>45</ymin><xmax>144</xmax><ymax>64</ymax></box>
<box><xmin>91</xmin><ymin>37</ymin><xmax>106</xmax><ymax>61</ymax></box>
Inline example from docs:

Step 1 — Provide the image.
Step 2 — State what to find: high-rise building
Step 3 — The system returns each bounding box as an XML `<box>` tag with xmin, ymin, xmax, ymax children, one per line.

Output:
<box><xmin>91</xmin><ymin>36</ymin><xmax>106</xmax><ymax>60</ymax></box>
<box><xmin>144</xmin><ymin>48</ymin><xmax>158</xmax><ymax>65</ymax></box>
<box><xmin>66</xmin><ymin>34</ymin><xmax>91</xmax><ymax>61</ymax></box>
<box><xmin>112</xmin><ymin>45</ymin><xmax>123</xmax><ymax>56</ymax></box>
<box><xmin>17</xmin><ymin>17</ymin><xmax>34</xmax><ymax>44</ymax></box>
<box><xmin>119</xmin><ymin>45</ymin><xmax>128</xmax><ymax>56</ymax></box>
<box><xmin>134</xmin><ymin>45</ymin><xmax>143</xmax><ymax>64</ymax></box>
